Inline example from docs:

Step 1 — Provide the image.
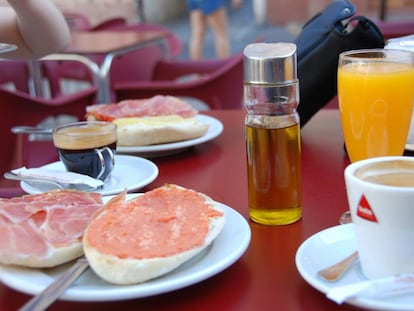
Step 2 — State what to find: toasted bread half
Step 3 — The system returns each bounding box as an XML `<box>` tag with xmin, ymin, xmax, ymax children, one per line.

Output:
<box><xmin>83</xmin><ymin>184</ymin><xmax>225</xmax><ymax>284</ymax></box>
<box><xmin>113</xmin><ymin>115</ymin><xmax>209</xmax><ymax>146</ymax></box>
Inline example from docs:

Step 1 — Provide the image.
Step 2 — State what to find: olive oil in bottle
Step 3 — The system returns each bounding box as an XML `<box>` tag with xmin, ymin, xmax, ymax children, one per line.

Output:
<box><xmin>243</xmin><ymin>43</ymin><xmax>302</xmax><ymax>225</ymax></box>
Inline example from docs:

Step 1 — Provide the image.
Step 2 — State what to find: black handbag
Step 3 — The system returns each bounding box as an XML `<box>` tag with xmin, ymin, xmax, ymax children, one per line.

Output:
<box><xmin>295</xmin><ymin>0</ymin><xmax>385</xmax><ymax>126</ymax></box>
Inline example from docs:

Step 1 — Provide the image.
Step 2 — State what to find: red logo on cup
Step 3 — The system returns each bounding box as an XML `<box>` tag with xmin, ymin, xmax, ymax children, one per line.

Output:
<box><xmin>356</xmin><ymin>195</ymin><xmax>378</xmax><ymax>222</ymax></box>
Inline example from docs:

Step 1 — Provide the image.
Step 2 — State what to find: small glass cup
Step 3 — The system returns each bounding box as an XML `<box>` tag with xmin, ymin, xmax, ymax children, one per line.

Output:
<box><xmin>52</xmin><ymin>121</ymin><xmax>117</xmax><ymax>182</ymax></box>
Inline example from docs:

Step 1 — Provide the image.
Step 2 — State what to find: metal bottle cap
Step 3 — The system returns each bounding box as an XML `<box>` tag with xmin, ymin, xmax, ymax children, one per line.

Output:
<box><xmin>243</xmin><ymin>42</ymin><xmax>298</xmax><ymax>84</ymax></box>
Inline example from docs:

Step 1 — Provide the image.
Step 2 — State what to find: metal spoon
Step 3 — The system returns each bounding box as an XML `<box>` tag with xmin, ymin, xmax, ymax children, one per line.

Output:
<box><xmin>11</xmin><ymin>126</ymin><xmax>53</xmax><ymax>135</ymax></box>
<box><xmin>4</xmin><ymin>172</ymin><xmax>102</xmax><ymax>192</ymax></box>
<box><xmin>318</xmin><ymin>251</ymin><xmax>359</xmax><ymax>282</ymax></box>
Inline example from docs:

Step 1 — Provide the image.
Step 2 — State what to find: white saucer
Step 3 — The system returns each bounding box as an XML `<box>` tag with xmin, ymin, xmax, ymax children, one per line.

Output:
<box><xmin>0</xmin><ymin>194</ymin><xmax>251</xmax><ymax>301</ymax></box>
<box><xmin>116</xmin><ymin>115</ymin><xmax>223</xmax><ymax>157</ymax></box>
<box><xmin>296</xmin><ymin>224</ymin><xmax>414</xmax><ymax>310</ymax></box>
<box><xmin>20</xmin><ymin>155</ymin><xmax>158</xmax><ymax>196</ymax></box>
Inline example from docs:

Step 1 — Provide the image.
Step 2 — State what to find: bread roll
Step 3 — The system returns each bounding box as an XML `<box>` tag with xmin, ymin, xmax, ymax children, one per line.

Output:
<box><xmin>113</xmin><ymin>115</ymin><xmax>209</xmax><ymax>146</ymax></box>
<box><xmin>83</xmin><ymin>185</ymin><xmax>225</xmax><ymax>284</ymax></box>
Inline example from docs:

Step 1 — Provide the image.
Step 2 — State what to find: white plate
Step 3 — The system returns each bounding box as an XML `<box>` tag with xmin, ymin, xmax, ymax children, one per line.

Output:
<box><xmin>0</xmin><ymin>194</ymin><xmax>251</xmax><ymax>301</ymax></box>
<box><xmin>295</xmin><ymin>224</ymin><xmax>414</xmax><ymax>310</ymax></box>
<box><xmin>116</xmin><ymin>115</ymin><xmax>223</xmax><ymax>157</ymax></box>
<box><xmin>20</xmin><ymin>155</ymin><xmax>158</xmax><ymax>196</ymax></box>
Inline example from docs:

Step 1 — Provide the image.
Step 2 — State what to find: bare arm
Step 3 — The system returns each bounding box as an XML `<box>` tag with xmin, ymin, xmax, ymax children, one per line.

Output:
<box><xmin>0</xmin><ymin>0</ymin><xmax>71</xmax><ymax>59</ymax></box>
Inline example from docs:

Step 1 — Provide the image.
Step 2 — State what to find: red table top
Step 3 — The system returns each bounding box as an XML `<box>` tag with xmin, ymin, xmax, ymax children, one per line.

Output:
<box><xmin>0</xmin><ymin>109</ymin><xmax>360</xmax><ymax>311</ymax></box>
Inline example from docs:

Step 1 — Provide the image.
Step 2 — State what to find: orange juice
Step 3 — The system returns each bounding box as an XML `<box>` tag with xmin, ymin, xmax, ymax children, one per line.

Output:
<box><xmin>338</xmin><ymin>62</ymin><xmax>414</xmax><ymax>162</ymax></box>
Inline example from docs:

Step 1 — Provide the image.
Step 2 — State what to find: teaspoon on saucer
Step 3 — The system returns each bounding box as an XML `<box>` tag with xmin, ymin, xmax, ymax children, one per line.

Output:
<box><xmin>318</xmin><ymin>251</ymin><xmax>359</xmax><ymax>282</ymax></box>
<box><xmin>11</xmin><ymin>126</ymin><xmax>53</xmax><ymax>135</ymax></box>
<box><xmin>4</xmin><ymin>171</ymin><xmax>102</xmax><ymax>192</ymax></box>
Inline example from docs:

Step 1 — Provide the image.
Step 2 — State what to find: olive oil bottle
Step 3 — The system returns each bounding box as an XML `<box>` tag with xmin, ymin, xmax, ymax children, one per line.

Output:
<box><xmin>243</xmin><ymin>43</ymin><xmax>301</xmax><ymax>225</ymax></box>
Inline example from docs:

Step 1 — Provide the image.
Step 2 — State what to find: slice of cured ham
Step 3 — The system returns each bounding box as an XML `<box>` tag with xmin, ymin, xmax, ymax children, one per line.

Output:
<box><xmin>0</xmin><ymin>190</ymin><xmax>103</xmax><ymax>267</ymax></box>
<box><xmin>86</xmin><ymin>95</ymin><xmax>198</xmax><ymax>121</ymax></box>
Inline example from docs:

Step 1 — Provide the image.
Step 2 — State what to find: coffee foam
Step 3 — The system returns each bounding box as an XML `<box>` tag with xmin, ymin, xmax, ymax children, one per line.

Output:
<box><xmin>355</xmin><ymin>160</ymin><xmax>414</xmax><ymax>187</ymax></box>
<box><xmin>53</xmin><ymin>124</ymin><xmax>117</xmax><ymax>150</ymax></box>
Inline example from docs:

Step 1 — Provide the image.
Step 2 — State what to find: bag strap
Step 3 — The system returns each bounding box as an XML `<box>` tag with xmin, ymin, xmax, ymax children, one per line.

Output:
<box><xmin>302</xmin><ymin>0</ymin><xmax>355</xmax><ymax>29</ymax></box>
<box><xmin>347</xmin><ymin>16</ymin><xmax>383</xmax><ymax>37</ymax></box>
<box><xmin>296</xmin><ymin>0</ymin><xmax>356</xmax><ymax>58</ymax></box>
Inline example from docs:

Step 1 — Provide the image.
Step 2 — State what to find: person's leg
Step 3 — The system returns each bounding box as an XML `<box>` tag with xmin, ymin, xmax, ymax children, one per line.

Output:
<box><xmin>206</xmin><ymin>7</ymin><xmax>230</xmax><ymax>58</ymax></box>
<box><xmin>189</xmin><ymin>9</ymin><xmax>207</xmax><ymax>60</ymax></box>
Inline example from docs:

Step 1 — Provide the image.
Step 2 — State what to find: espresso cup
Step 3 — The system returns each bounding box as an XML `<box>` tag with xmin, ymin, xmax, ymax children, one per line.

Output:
<box><xmin>52</xmin><ymin>121</ymin><xmax>117</xmax><ymax>182</ymax></box>
<box><xmin>344</xmin><ymin>156</ymin><xmax>414</xmax><ymax>279</ymax></box>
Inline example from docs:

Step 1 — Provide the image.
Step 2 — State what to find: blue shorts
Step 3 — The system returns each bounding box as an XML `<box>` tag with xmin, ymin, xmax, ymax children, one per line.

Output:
<box><xmin>187</xmin><ymin>0</ymin><xmax>226</xmax><ymax>14</ymax></box>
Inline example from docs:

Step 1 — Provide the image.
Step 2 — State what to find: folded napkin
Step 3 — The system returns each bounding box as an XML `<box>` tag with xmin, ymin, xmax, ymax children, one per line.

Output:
<box><xmin>12</xmin><ymin>167</ymin><xmax>104</xmax><ymax>188</ymax></box>
<box><xmin>327</xmin><ymin>272</ymin><xmax>414</xmax><ymax>304</ymax></box>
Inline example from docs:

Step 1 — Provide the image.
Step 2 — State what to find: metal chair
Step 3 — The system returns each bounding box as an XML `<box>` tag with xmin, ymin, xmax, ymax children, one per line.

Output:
<box><xmin>39</xmin><ymin>23</ymin><xmax>181</xmax><ymax>102</ymax></box>
<box><xmin>40</xmin><ymin>54</ymin><xmax>100</xmax><ymax>99</ymax></box>
<box><xmin>93</xmin><ymin>23</ymin><xmax>183</xmax><ymax>101</ymax></box>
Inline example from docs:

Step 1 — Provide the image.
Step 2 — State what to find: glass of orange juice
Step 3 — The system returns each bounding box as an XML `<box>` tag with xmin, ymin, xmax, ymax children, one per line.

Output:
<box><xmin>338</xmin><ymin>49</ymin><xmax>414</xmax><ymax>224</ymax></box>
<box><xmin>338</xmin><ymin>49</ymin><xmax>414</xmax><ymax>163</ymax></box>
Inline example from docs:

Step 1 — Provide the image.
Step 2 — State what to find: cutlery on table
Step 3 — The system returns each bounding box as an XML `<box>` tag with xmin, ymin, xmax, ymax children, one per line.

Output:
<box><xmin>318</xmin><ymin>251</ymin><xmax>359</xmax><ymax>282</ymax></box>
<box><xmin>11</xmin><ymin>126</ymin><xmax>53</xmax><ymax>135</ymax></box>
<box><xmin>4</xmin><ymin>170</ymin><xmax>103</xmax><ymax>192</ymax></box>
<box><xmin>18</xmin><ymin>257</ymin><xmax>89</xmax><ymax>311</ymax></box>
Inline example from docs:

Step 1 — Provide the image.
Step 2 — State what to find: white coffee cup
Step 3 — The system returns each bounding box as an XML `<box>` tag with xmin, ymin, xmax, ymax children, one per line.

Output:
<box><xmin>344</xmin><ymin>156</ymin><xmax>414</xmax><ymax>279</ymax></box>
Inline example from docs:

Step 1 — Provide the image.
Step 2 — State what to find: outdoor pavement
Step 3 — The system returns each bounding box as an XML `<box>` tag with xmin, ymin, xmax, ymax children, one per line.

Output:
<box><xmin>164</xmin><ymin>0</ymin><xmax>299</xmax><ymax>60</ymax></box>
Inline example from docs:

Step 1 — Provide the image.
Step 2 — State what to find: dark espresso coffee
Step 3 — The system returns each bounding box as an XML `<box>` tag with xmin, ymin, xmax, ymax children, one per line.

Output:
<box><xmin>53</xmin><ymin>122</ymin><xmax>117</xmax><ymax>181</ymax></box>
<box><xmin>355</xmin><ymin>160</ymin><xmax>414</xmax><ymax>187</ymax></box>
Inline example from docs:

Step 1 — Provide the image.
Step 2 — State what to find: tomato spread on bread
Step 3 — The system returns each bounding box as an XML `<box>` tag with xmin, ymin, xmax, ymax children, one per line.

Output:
<box><xmin>86</xmin><ymin>185</ymin><xmax>223</xmax><ymax>259</ymax></box>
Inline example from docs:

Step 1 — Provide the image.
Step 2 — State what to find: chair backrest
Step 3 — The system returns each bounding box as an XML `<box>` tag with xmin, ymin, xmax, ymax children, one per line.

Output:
<box><xmin>40</xmin><ymin>54</ymin><xmax>100</xmax><ymax>99</ymax></box>
<box><xmin>115</xmin><ymin>53</ymin><xmax>244</xmax><ymax>109</ymax></box>
<box><xmin>0</xmin><ymin>86</ymin><xmax>97</xmax><ymax>197</ymax></box>
<box><xmin>0</xmin><ymin>60</ymin><xmax>31</xmax><ymax>93</ymax></box>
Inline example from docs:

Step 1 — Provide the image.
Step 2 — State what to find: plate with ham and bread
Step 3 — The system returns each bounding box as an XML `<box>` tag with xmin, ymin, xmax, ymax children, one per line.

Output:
<box><xmin>86</xmin><ymin>95</ymin><xmax>223</xmax><ymax>157</ymax></box>
<box><xmin>0</xmin><ymin>185</ymin><xmax>251</xmax><ymax>302</ymax></box>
